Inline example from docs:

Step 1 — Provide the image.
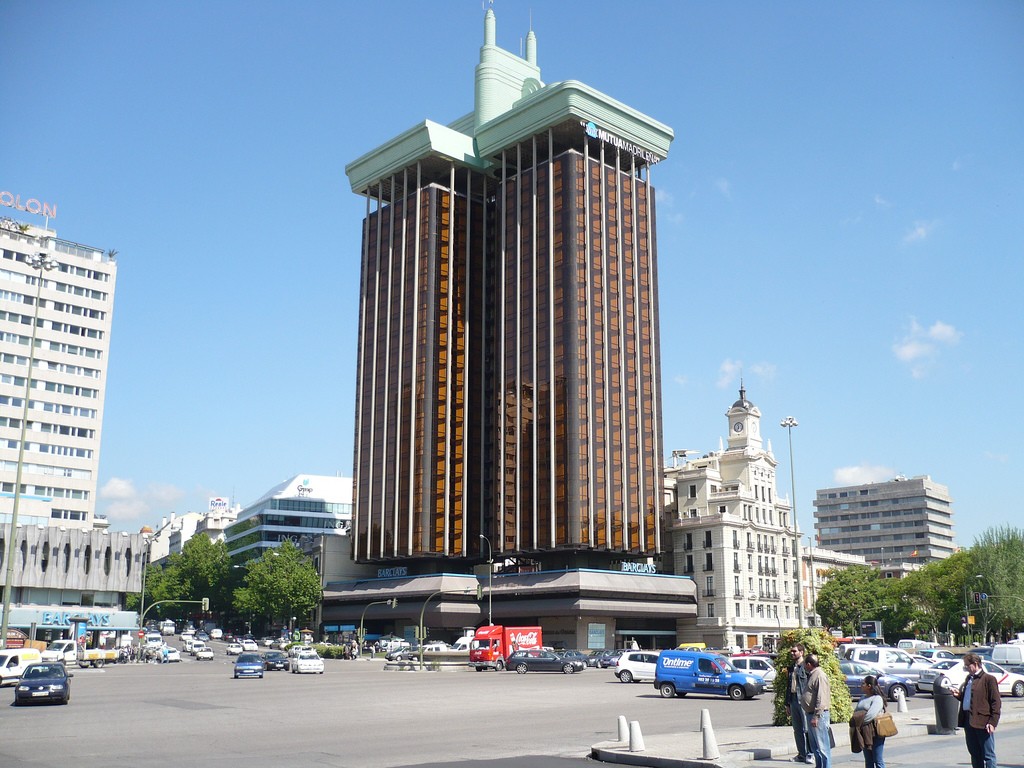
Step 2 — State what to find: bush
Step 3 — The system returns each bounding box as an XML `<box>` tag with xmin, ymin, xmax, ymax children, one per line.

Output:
<box><xmin>771</xmin><ymin>628</ymin><xmax>852</xmax><ymax>726</ymax></box>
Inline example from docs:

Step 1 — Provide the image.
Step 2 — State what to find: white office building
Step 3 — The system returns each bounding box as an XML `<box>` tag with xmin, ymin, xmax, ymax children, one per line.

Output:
<box><xmin>0</xmin><ymin>217</ymin><xmax>116</xmax><ymax>529</ymax></box>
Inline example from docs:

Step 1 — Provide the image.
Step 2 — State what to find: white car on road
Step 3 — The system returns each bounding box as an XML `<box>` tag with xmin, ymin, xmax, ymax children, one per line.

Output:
<box><xmin>194</xmin><ymin>646</ymin><xmax>214</xmax><ymax>661</ymax></box>
<box><xmin>613</xmin><ymin>651</ymin><xmax>661</xmax><ymax>683</ymax></box>
<box><xmin>935</xmin><ymin>659</ymin><xmax>1024</xmax><ymax>698</ymax></box>
<box><xmin>730</xmin><ymin>655</ymin><xmax>778</xmax><ymax>690</ymax></box>
<box><xmin>291</xmin><ymin>650</ymin><xmax>325</xmax><ymax>674</ymax></box>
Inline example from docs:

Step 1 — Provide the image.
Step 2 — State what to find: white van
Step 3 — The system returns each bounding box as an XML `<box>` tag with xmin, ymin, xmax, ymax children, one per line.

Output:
<box><xmin>992</xmin><ymin>644</ymin><xmax>1024</xmax><ymax>671</ymax></box>
<box><xmin>0</xmin><ymin>648</ymin><xmax>44</xmax><ymax>685</ymax></box>
<box><xmin>450</xmin><ymin>636</ymin><xmax>472</xmax><ymax>653</ymax></box>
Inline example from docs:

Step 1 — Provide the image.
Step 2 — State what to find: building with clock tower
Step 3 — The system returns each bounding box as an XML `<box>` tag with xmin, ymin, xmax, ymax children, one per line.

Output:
<box><xmin>664</xmin><ymin>386</ymin><xmax>804</xmax><ymax>650</ymax></box>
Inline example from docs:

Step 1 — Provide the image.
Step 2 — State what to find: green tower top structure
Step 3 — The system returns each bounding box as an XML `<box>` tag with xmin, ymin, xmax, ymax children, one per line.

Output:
<box><xmin>346</xmin><ymin>7</ymin><xmax>674</xmax><ymax>198</ymax></box>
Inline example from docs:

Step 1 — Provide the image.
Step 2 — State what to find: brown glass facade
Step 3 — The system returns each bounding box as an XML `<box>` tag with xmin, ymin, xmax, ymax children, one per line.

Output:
<box><xmin>352</xmin><ymin>125</ymin><xmax>664</xmax><ymax>566</ymax></box>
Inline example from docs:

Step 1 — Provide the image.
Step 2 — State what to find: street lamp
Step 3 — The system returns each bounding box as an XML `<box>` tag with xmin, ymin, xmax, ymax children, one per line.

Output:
<box><xmin>418</xmin><ymin>589</ymin><xmax>473</xmax><ymax>669</ymax></box>
<box><xmin>779</xmin><ymin>416</ymin><xmax>805</xmax><ymax>628</ymax></box>
<box><xmin>358</xmin><ymin>598</ymin><xmax>397</xmax><ymax>656</ymax></box>
<box><xmin>1</xmin><ymin>251</ymin><xmax>58</xmax><ymax>649</ymax></box>
<box><xmin>479</xmin><ymin>534</ymin><xmax>493</xmax><ymax>626</ymax></box>
<box><xmin>964</xmin><ymin>574</ymin><xmax>983</xmax><ymax>645</ymax></box>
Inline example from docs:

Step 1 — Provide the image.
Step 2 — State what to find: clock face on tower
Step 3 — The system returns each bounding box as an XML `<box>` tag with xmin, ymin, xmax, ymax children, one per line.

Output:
<box><xmin>733</xmin><ymin>422</ymin><xmax>744</xmax><ymax>433</ymax></box>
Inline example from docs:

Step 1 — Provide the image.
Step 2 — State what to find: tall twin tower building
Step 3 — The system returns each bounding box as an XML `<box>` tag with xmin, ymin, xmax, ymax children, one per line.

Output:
<box><xmin>345</xmin><ymin>10</ymin><xmax>674</xmax><ymax>569</ymax></box>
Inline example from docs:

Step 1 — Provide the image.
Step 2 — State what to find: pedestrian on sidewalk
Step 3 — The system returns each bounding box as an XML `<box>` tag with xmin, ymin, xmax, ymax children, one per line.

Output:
<box><xmin>785</xmin><ymin>643</ymin><xmax>813</xmax><ymax>763</ymax></box>
<box><xmin>801</xmin><ymin>653</ymin><xmax>832</xmax><ymax>768</ymax></box>
<box><xmin>953</xmin><ymin>652</ymin><xmax>1000</xmax><ymax>768</ymax></box>
<box><xmin>851</xmin><ymin>675</ymin><xmax>886</xmax><ymax>768</ymax></box>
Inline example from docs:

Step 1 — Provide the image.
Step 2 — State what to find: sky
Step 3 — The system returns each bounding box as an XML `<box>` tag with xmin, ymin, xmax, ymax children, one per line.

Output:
<box><xmin>2</xmin><ymin>1</ymin><xmax>1021</xmax><ymax>545</ymax></box>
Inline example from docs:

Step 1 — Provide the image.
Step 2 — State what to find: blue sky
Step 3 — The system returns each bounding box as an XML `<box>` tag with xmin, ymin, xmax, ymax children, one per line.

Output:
<box><xmin>2</xmin><ymin>1</ymin><xmax>1021</xmax><ymax>545</ymax></box>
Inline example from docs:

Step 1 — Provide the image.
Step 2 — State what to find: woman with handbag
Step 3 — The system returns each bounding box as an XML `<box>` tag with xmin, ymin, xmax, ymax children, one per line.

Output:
<box><xmin>854</xmin><ymin>676</ymin><xmax>891</xmax><ymax>768</ymax></box>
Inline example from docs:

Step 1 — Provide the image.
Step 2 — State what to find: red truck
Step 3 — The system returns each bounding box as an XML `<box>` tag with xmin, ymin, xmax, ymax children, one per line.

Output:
<box><xmin>469</xmin><ymin>625</ymin><xmax>542</xmax><ymax>671</ymax></box>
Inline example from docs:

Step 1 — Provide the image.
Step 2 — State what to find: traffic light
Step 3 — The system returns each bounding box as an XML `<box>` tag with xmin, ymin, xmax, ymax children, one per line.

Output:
<box><xmin>201</xmin><ymin>597</ymin><xmax>209</xmax><ymax>612</ymax></box>
<box><xmin>974</xmin><ymin>591</ymin><xmax>982</xmax><ymax>606</ymax></box>
<box><xmin>961</xmin><ymin>615</ymin><xmax>968</xmax><ymax>628</ymax></box>
<box><xmin>477</xmin><ymin>584</ymin><xmax>484</xmax><ymax>601</ymax></box>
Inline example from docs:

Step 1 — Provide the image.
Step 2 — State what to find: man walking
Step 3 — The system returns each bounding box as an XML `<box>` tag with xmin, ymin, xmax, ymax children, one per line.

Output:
<box><xmin>801</xmin><ymin>653</ymin><xmax>832</xmax><ymax>768</ymax></box>
<box><xmin>785</xmin><ymin>643</ymin><xmax>812</xmax><ymax>763</ymax></box>
<box><xmin>953</xmin><ymin>652</ymin><xmax>1000</xmax><ymax>768</ymax></box>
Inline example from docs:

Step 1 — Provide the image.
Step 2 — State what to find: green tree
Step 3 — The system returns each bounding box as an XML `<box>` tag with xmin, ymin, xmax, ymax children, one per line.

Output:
<box><xmin>972</xmin><ymin>525</ymin><xmax>1024</xmax><ymax>640</ymax></box>
<box><xmin>814</xmin><ymin>565</ymin><xmax>887</xmax><ymax>635</ymax></box>
<box><xmin>772</xmin><ymin>628</ymin><xmax>852</xmax><ymax>726</ymax></box>
<box><xmin>233</xmin><ymin>541</ymin><xmax>321</xmax><ymax>631</ymax></box>
<box><xmin>176</xmin><ymin>536</ymin><xmax>233</xmax><ymax>614</ymax></box>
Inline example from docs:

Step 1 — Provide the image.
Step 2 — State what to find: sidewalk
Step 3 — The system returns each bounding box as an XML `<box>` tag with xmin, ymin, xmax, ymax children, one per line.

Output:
<box><xmin>590</xmin><ymin>698</ymin><xmax>1024</xmax><ymax>768</ymax></box>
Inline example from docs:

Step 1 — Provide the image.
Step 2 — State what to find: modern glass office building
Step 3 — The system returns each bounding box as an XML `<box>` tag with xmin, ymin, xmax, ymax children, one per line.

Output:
<box><xmin>345</xmin><ymin>10</ymin><xmax>674</xmax><ymax>569</ymax></box>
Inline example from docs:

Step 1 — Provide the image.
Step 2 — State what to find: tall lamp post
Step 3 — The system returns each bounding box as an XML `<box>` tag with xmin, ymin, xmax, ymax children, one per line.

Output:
<box><xmin>1</xmin><ymin>250</ymin><xmax>58</xmax><ymax>649</ymax></box>
<box><xmin>479</xmin><ymin>534</ymin><xmax>493</xmax><ymax>626</ymax></box>
<box><xmin>780</xmin><ymin>416</ymin><xmax>805</xmax><ymax>628</ymax></box>
<box><xmin>358</xmin><ymin>598</ymin><xmax>396</xmax><ymax>656</ymax></box>
<box><xmin>418</xmin><ymin>589</ymin><xmax>472</xmax><ymax>669</ymax></box>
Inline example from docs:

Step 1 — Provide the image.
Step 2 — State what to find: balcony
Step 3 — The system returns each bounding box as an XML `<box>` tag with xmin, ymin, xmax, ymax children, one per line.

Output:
<box><xmin>702</xmin><ymin>588</ymin><xmax>716</xmax><ymax>598</ymax></box>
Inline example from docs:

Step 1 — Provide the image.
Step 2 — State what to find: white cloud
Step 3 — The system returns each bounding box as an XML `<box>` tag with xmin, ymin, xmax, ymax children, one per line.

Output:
<box><xmin>892</xmin><ymin>317</ymin><xmax>962</xmax><ymax>377</ymax></box>
<box><xmin>655</xmin><ymin>187</ymin><xmax>684</xmax><ymax>224</ymax></box>
<box><xmin>714</xmin><ymin>178</ymin><xmax>732</xmax><ymax>199</ymax></box>
<box><xmin>99</xmin><ymin>477</ymin><xmax>185</xmax><ymax>524</ymax></box>
<box><xmin>902</xmin><ymin>219</ymin><xmax>938</xmax><ymax>244</ymax></box>
<box><xmin>873</xmin><ymin>194</ymin><xmax>891</xmax><ymax>208</ymax></box>
<box><xmin>716</xmin><ymin>359</ymin><xmax>776</xmax><ymax>388</ymax></box>
<box><xmin>983</xmin><ymin>451</ymin><xmax>1009</xmax><ymax>463</ymax></box>
<box><xmin>833</xmin><ymin>463</ymin><xmax>896</xmax><ymax>485</ymax></box>
<box><xmin>717</xmin><ymin>359</ymin><xmax>743</xmax><ymax>388</ymax></box>
<box><xmin>672</xmin><ymin>374</ymin><xmax>689</xmax><ymax>387</ymax></box>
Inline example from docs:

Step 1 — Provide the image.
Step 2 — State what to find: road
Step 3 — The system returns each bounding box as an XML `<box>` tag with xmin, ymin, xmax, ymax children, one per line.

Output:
<box><xmin>0</xmin><ymin>646</ymin><xmax>1019</xmax><ymax>768</ymax></box>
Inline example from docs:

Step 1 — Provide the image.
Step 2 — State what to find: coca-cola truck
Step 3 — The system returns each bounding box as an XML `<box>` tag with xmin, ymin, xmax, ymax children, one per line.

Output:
<box><xmin>469</xmin><ymin>625</ymin><xmax>542</xmax><ymax>671</ymax></box>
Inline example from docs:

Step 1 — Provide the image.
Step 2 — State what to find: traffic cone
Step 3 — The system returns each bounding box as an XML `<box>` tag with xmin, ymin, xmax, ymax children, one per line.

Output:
<box><xmin>628</xmin><ymin>720</ymin><xmax>646</xmax><ymax>752</ymax></box>
<box><xmin>701</xmin><ymin>708</ymin><xmax>720</xmax><ymax>760</ymax></box>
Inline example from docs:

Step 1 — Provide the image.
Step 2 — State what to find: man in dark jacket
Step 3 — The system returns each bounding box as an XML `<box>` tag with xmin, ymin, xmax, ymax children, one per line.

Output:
<box><xmin>953</xmin><ymin>652</ymin><xmax>1001</xmax><ymax>768</ymax></box>
<box><xmin>785</xmin><ymin>643</ymin><xmax>813</xmax><ymax>763</ymax></box>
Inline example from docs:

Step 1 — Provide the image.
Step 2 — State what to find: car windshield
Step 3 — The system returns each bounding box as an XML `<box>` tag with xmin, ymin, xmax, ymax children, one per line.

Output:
<box><xmin>298</xmin><ymin>651</ymin><xmax>319</xmax><ymax>659</ymax></box>
<box><xmin>24</xmin><ymin>664</ymin><xmax>64</xmax><ymax>679</ymax></box>
<box><xmin>237</xmin><ymin>654</ymin><xmax>261</xmax><ymax>664</ymax></box>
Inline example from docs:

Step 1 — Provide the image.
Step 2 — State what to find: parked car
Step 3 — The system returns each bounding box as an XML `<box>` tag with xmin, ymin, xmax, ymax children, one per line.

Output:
<box><xmin>241</xmin><ymin>639</ymin><xmax>260</xmax><ymax>653</ymax></box>
<box><xmin>841</xmin><ymin>645</ymin><xmax>933</xmax><ymax>681</ymax></box>
<box><xmin>839</xmin><ymin>660</ymin><xmax>915</xmax><ymax>702</ymax></box>
<box><xmin>585</xmin><ymin>649</ymin><xmax>608</xmax><ymax>668</ymax></box>
<box><xmin>13</xmin><ymin>662</ymin><xmax>72</xmax><ymax>705</ymax></box>
<box><xmin>917</xmin><ymin>648</ymin><xmax>959</xmax><ymax>661</ymax></box>
<box><xmin>506</xmin><ymin>649</ymin><xmax>585</xmax><ymax>674</ymax></box>
<box><xmin>597</xmin><ymin>649</ymin><xmax>625</xmax><ymax>668</ymax></box>
<box><xmin>262</xmin><ymin>651</ymin><xmax>289</xmax><ymax>671</ymax></box>
<box><xmin>916</xmin><ymin>660</ymin><xmax>960</xmax><ymax>694</ymax></box>
<box><xmin>291</xmin><ymin>649</ymin><xmax>325</xmax><ymax>674</ymax></box>
<box><xmin>556</xmin><ymin>650</ymin><xmax>590</xmax><ymax>667</ymax></box>
<box><xmin>614</xmin><ymin>651</ymin><xmax>661</xmax><ymax>683</ymax></box>
<box><xmin>730</xmin><ymin>655</ymin><xmax>778</xmax><ymax>690</ymax></box>
<box><xmin>233</xmin><ymin>653</ymin><xmax>264</xmax><ymax>679</ymax></box>
<box><xmin>195</xmin><ymin>646</ymin><xmax>214</xmax><ymax>661</ymax></box>
<box><xmin>935</xmin><ymin>659</ymin><xmax>1024</xmax><ymax>698</ymax></box>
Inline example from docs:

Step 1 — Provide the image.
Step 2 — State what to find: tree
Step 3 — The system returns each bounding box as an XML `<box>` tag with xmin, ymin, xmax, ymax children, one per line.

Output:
<box><xmin>176</xmin><ymin>536</ymin><xmax>233</xmax><ymax>615</ymax></box>
<box><xmin>233</xmin><ymin>541</ymin><xmax>321</xmax><ymax>632</ymax></box>
<box><xmin>814</xmin><ymin>566</ymin><xmax>887</xmax><ymax>635</ymax></box>
<box><xmin>972</xmin><ymin>526</ymin><xmax>1024</xmax><ymax>640</ymax></box>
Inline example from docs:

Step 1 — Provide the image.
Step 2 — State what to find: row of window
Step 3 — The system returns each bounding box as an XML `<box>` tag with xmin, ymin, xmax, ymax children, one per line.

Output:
<box><xmin>0</xmin><ymin>463</ymin><xmax>92</xmax><ymax>482</ymax></box>
<box><xmin>0</xmin><ymin>439</ymin><xmax>93</xmax><ymax>458</ymax></box>
<box><xmin>0</xmin><ymin>394</ymin><xmax>98</xmax><ymax>419</ymax></box>
<box><xmin>0</xmin><ymin>418</ymin><xmax>95</xmax><ymax>439</ymax></box>
<box><xmin>0</xmin><ymin>540</ymin><xmax>123</xmax><ymax>577</ymax></box>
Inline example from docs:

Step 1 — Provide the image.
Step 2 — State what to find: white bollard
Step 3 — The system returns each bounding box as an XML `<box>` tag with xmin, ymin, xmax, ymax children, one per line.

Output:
<box><xmin>628</xmin><ymin>720</ymin><xmax>646</xmax><ymax>752</ymax></box>
<box><xmin>895</xmin><ymin>687</ymin><xmax>908</xmax><ymax>713</ymax></box>
<box><xmin>617</xmin><ymin>715</ymin><xmax>629</xmax><ymax>742</ymax></box>
<box><xmin>701</xmin><ymin>708</ymin><xmax>721</xmax><ymax>760</ymax></box>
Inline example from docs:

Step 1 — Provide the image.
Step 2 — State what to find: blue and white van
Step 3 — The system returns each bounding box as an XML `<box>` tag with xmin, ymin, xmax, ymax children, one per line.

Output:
<box><xmin>653</xmin><ymin>650</ymin><xmax>764</xmax><ymax>700</ymax></box>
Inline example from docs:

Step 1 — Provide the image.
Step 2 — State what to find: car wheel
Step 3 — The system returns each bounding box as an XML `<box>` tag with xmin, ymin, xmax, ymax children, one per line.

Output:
<box><xmin>1012</xmin><ymin>680</ymin><xmax>1024</xmax><ymax>698</ymax></box>
<box><xmin>619</xmin><ymin>670</ymin><xmax>634</xmax><ymax>684</ymax></box>
<box><xmin>495</xmin><ymin>659</ymin><xmax>505</xmax><ymax>671</ymax></box>
<box><xmin>94</xmin><ymin>659</ymin><xmax>105</xmax><ymax>668</ymax></box>
<box><xmin>659</xmin><ymin>682</ymin><xmax>676</xmax><ymax>698</ymax></box>
<box><xmin>62</xmin><ymin>694</ymin><xmax>70</xmax><ymax>705</ymax></box>
<box><xmin>516</xmin><ymin>663</ymin><xmax>528</xmax><ymax>674</ymax></box>
<box><xmin>562</xmin><ymin>663</ymin><xmax>574</xmax><ymax>674</ymax></box>
<box><xmin>234</xmin><ymin>673</ymin><xmax>238</xmax><ymax>678</ymax></box>
<box><xmin>889</xmin><ymin>684</ymin><xmax>908</xmax><ymax>702</ymax></box>
<box><xmin>727</xmin><ymin>684</ymin><xmax>745</xmax><ymax>701</ymax></box>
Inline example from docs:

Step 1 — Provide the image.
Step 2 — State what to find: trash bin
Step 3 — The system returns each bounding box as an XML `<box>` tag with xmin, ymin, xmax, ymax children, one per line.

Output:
<box><xmin>933</xmin><ymin>679</ymin><xmax>960</xmax><ymax>734</ymax></box>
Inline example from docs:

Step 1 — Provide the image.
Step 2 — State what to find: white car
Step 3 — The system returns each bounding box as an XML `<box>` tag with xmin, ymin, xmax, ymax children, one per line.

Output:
<box><xmin>194</xmin><ymin>646</ymin><xmax>214</xmax><ymax>661</ymax></box>
<box><xmin>209</xmin><ymin>628</ymin><xmax>223</xmax><ymax>640</ymax></box>
<box><xmin>935</xmin><ymin>659</ymin><xmax>1024</xmax><ymax>698</ymax></box>
<box><xmin>162</xmin><ymin>646</ymin><xmax>181</xmax><ymax>663</ymax></box>
<box><xmin>613</xmin><ymin>651</ymin><xmax>661</xmax><ymax>683</ymax></box>
<box><xmin>291</xmin><ymin>650</ymin><xmax>325</xmax><ymax>674</ymax></box>
<box><xmin>731</xmin><ymin>655</ymin><xmax>778</xmax><ymax>690</ymax></box>
<box><xmin>225</xmin><ymin>642</ymin><xmax>244</xmax><ymax>656</ymax></box>
<box><xmin>241</xmin><ymin>639</ymin><xmax>260</xmax><ymax>653</ymax></box>
<box><xmin>189</xmin><ymin>641</ymin><xmax>206</xmax><ymax>656</ymax></box>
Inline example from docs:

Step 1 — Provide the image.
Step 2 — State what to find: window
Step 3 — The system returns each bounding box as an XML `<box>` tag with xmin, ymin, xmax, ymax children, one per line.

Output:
<box><xmin>703</xmin><ymin>530</ymin><xmax>712</xmax><ymax>548</ymax></box>
<box><xmin>734</xmin><ymin>602</ymin><xmax>741</xmax><ymax>617</ymax></box>
<box><xmin>704</xmin><ymin>552</ymin><xmax>713</xmax><ymax>571</ymax></box>
<box><xmin>688</xmin><ymin>484</ymin><xmax>697</xmax><ymax>499</ymax></box>
<box><xmin>706</xmin><ymin>603</ymin><xmax>715</xmax><ymax>618</ymax></box>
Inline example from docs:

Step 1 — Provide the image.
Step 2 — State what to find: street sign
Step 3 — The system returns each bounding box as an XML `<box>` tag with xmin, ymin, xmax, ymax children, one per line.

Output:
<box><xmin>137</xmin><ymin>630</ymin><xmax>145</xmax><ymax>638</ymax></box>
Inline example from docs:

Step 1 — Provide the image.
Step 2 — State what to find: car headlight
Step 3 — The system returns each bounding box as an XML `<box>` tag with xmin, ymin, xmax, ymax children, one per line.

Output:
<box><xmin>16</xmin><ymin>685</ymin><xmax>29</xmax><ymax>691</ymax></box>
<box><xmin>49</xmin><ymin>684</ymin><xmax>66</xmax><ymax>691</ymax></box>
